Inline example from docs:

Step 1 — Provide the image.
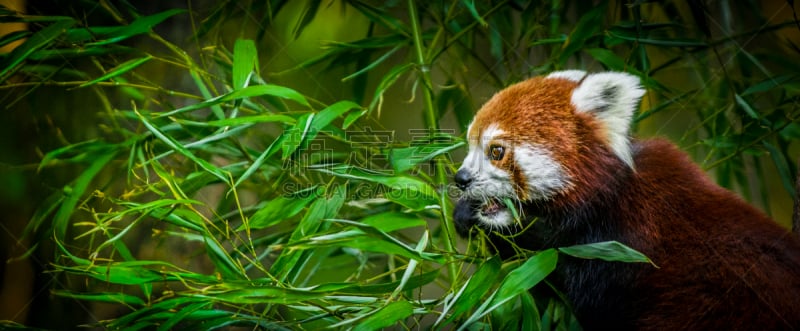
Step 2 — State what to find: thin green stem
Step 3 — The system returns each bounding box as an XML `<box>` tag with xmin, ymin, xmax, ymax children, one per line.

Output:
<box><xmin>408</xmin><ymin>0</ymin><xmax>459</xmax><ymax>288</ymax></box>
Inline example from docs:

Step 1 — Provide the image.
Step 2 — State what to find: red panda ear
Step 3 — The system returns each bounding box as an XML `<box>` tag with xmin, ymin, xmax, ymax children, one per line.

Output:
<box><xmin>569</xmin><ymin>72</ymin><xmax>645</xmax><ymax>168</ymax></box>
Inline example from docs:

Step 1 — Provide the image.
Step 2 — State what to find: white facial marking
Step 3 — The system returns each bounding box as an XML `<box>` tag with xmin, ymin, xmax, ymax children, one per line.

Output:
<box><xmin>514</xmin><ymin>144</ymin><xmax>569</xmax><ymax>199</ymax></box>
<box><xmin>570</xmin><ymin>72</ymin><xmax>645</xmax><ymax>168</ymax></box>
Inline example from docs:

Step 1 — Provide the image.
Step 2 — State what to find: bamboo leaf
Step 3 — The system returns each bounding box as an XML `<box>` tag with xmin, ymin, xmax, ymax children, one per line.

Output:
<box><xmin>53</xmin><ymin>148</ymin><xmax>117</xmax><ymax>240</ymax></box>
<box><xmin>87</xmin><ymin>9</ymin><xmax>186</xmax><ymax>46</ymax></box>
<box><xmin>585</xmin><ymin>48</ymin><xmax>626</xmax><ymax>71</ymax></box>
<box><xmin>244</xmin><ymin>186</ymin><xmax>322</xmax><ymax>230</ymax></box>
<box><xmin>233</xmin><ymin>39</ymin><xmax>258</xmax><ymax>90</ymax></box>
<box><xmin>270</xmin><ymin>185</ymin><xmax>347</xmax><ymax>280</ymax></box>
<box><xmin>158</xmin><ymin>84</ymin><xmax>310</xmax><ymax>118</ymax></box>
<box><xmin>734</xmin><ymin>93</ymin><xmax>762</xmax><ymax>121</ymax></box>
<box><xmin>353</xmin><ymin>301</ymin><xmax>415</xmax><ymax>331</ymax></box>
<box><xmin>79</xmin><ymin>55</ymin><xmax>152</xmax><ymax>88</ymax></box>
<box><xmin>292</xmin><ymin>0</ymin><xmax>321</xmax><ymax>39</ymax></box>
<box><xmin>137</xmin><ymin>111</ymin><xmax>230</xmax><ymax>183</ymax></box>
<box><xmin>369</xmin><ymin>63</ymin><xmax>414</xmax><ymax>114</ymax></box>
<box><xmin>558</xmin><ymin>4</ymin><xmax>605</xmax><ymax>65</ymax></box>
<box><xmin>558</xmin><ymin>241</ymin><xmax>653</xmax><ymax>265</ymax></box>
<box><xmin>359</xmin><ymin>212</ymin><xmax>426</xmax><ymax>232</ymax></box>
<box><xmin>204</xmin><ymin>114</ymin><xmax>296</xmax><ymax>127</ymax></box>
<box><xmin>489</xmin><ymin>249</ymin><xmax>557</xmax><ymax>309</ymax></box>
<box><xmin>204</xmin><ymin>235</ymin><xmax>246</xmax><ymax>280</ymax></box>
<box><xmin>389</xmin><ymin>140</ymin><xmax>465</xmax><ymax>173</ymax></box>
<box><xmin>281</xmin><ymin>112</ymin><xmax>314</xmax><ymax>159</ymax></box>
<box><xmin>438</xmin><ymin>256</ymin><xmax>502</xmax><ymax>326</ymax></box>
<box><xmin>460</xmin><ymin>0</ymin><xmax>488</xmax><ymax>27</ymax></box>
<box><xmin>0</xmin><ymin>18</ymin><xmax>75</xmax><ymax>82</ymax></box>
<box><xmin>52</xmin><ymin>291</ymin><xmax>146</xmax><ymax>306</ymax></box>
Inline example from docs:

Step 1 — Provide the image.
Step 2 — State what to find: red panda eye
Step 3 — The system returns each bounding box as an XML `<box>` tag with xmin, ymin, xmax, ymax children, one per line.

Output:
<box><xmin>489</xmin><ymin>145</ymin><xmax>505</xmax><ymax>161</ymax></box>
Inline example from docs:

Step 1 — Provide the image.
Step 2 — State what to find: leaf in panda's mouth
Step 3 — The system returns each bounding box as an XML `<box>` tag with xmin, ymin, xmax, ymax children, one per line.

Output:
<box><xmin>502</xmin><ymin>197</ymin><xmax>520</xmax><ymax>220</ymax></box>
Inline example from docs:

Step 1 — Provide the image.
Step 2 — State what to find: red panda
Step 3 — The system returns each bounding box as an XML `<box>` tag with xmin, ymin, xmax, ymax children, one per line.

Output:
<box><xmin>453</xmin><ymin>71</ymin><xmax>800</xmax><ymax>330</ymax></box>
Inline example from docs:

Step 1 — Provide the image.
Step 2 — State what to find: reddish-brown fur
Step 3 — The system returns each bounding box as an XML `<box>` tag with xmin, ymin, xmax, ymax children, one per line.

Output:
<box><xmin>454</xmin><ymin>76</ymin><xmax>800</xmax><ymax>330</ymax></box>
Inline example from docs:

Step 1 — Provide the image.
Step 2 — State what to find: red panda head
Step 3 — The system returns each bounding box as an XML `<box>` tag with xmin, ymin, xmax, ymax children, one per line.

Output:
<box><xmin>454</xmin><ymin>71</ymin><xmax>645</xmax><ymax>229</ymax></box>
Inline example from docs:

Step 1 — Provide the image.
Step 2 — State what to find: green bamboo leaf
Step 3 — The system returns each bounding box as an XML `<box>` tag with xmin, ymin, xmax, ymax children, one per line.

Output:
<box><xmin>585</xmin><ymin>48</ymin><xmax>626</xmax><ymax>71</ymax></box>
<box><xmin>28</xmin><ymin>45</ymin><xmax>135</xmax><ymax>60</ymax></box>
<box><xmin>0</xmin><ymin>18</ymin><xmax>75</xmax><ymax>82</ymax></box>
<box><xmin>38</xmin><ymin>139</ymin><xmax>111</xmax><ymax>170</ymax></box>
<box><xmin>308</xmin><ymin>165</ymin><xmax>439</xmax><ymax>211</ymax></box>
<box><xmin>107</xmin><ymin>297</ymin><xmax>197</xmax><ymax>328</ymax></box>
<box><xmin>317</xmin><ymin>165</ymin><xmax>438</xmax><ymax>198</ymax></box>
<box><xmin>270</xmin><ymin>185</ymin><xmax>347</xmax><ymax>280</ymax></box>
<box><xmin>137</xmin><ymin>111</ymin><xmax>229</xmax><ymax>183</ymax></box>
<box><xmin>353</xmin><ymin>301</ymin><xmax>415</xmax><ymax>331</ymax></box>
<box><xmin>360</xmin><ymin>212</ymin><xmax>426</xmax><ymax>232</ymax></box>
<box><xmin>316</xmin><ymin>165</ymin><xmax>440</xmax><ymax>210</ymax></box>
<box><xmin>204</xmin><ymin>235</ymin><xmax>246</xmax><ymax>280</ymax></box>
<box><xmin>558</xmin><ymin>4</ymin><xmax>605</xmax><ymax>65</ymax></box>
<box><xmin>462</xmin><ymin>250</ymin><xmax>558</xmax><ymax>329</ymax></box>
<box><xmin>607</xmin><ymin>28</ymin><xmax>707</xmax><ymax>47</ymax></box>
<box><xmin>308</xmin><ymin>219</ymin><xmax>444</xmax><ymax>262</ymax></box>
<box><xmin>232</xmin><ymin>39</ymin><xmax>258</xmax><ymax>90</ymax></box>
<box><xmin>436</xmin><ymin>83</ymin><xmax>473</xmax><ymax>131</ymax></box>
<box><xmin>347</xmin><ymin>1</ymin><xmax>410</xmax><ymax>36</ymax></box>
<box><xmin>558</xmin><ymin>241</ymin><xmax>653</xmax><ymax>264</ymax></box>
<box><xmin>281</xmin><ymin>101</ymin><xmax>362</xmax><ymax>159</ymax></box>
<box><xmin>281</xmin><ymin>112</ymin><xmax>314</xmax><ymax>159</ymax></box>
<box><xmin>0</xmin><ymin>30</ymin><xmax>29</xmax><ymax>49</ymax></box>
<box><xmin>157</xmin><ymin>302</ymin><xmax>210</xmax><ymax>331</ymax></box>
<box><xmin>233</xmin><ymin>133</ymin><xmax>285</xmax><ymax>189</ymax></box>
<box><xmin>342</xmin><ymin>45</ymin><xmax>402</xmax><ymax>82</ymax></box>
<box><xmin>53</xmin><ymin>148</ymin><xmax>117</xmax><ymax>241</ymax></box>
<box><xmin>389</xmin><ymin>141</ymin><xmax>465</xmax><ymax>173</ymax></box>
<box><xmin>58</xmin><ymin>265</ymin><xmax>166</xmax><ymax>285</ymax></box>
<box><xmin>292</xmin><ymin>0</ymin><xmax>321</xmax><ymax>39</ymax></box>
<box><xmin>158</xmin><ymin>84</ymin><xmax>310</xmax><ymax>118</ymax></box>
<box><xmin>369</xmin><ymin>63</ymin><xmax>414</xmax><ymax>113</ymax></box>
<box><xmin>200</xmin><ymin>286</ymin><xmax>328</xmax><ymax>305</ymax></box>
<box><xmin>64</xmin><ymin>25</ymin><xmax>122</xmax><ymax>43</ymax></box>
<box><xmin>438</xmin><ymin>256</ymin><xmax>502</xmax><ymax>326</ymax></box>
<box><xmin>343</xmin><ymin>109</ymin><xmax>368</xmax><ymax>129</ymax></box>
<box><xmin>734</xmin><ymin>93</ymin><xmax>761</xmax><ymax>120</ymax></box>
<box><xmin>520</xmin><ymin>292</ymin><xmax>542</xmax><ymax>331</ymax></box>
<box><xmin>0</xmin><ymin>13</ymin><xmax>74</xmax><ymax>23</ymax></box>
<box><xmin>87</xmin><ymin>9</ymin><xmax>186</xmax><ymax>46</ymax></box>
<box><xmin>244</xmin><ymin>185</ymin><xmax>322</xmax><ymax>230</ymax></box>
<box><xmin>780</xmin><ymin>122</ymin><xmax>800</xmax><ymax>140</ymax></box>
<box><xmin>489</xmin><ymin>249</ymin><xmax>557</xmax><ymax>309</ymax></box>
<box><xmin>52</xmin><ymin>291</ymin><xmax>145</xmax><ymax>306</ymax></box>
<box><xmin>741</xmin><ymin>74</ymin><xmax>796</xmax><ymax>96</ymax></box>
<box><xmin>292</xmin><ymin>269</ymin><xmax>440</xmax><ymax>297</ymax></box>
<box><xmin>460</xmin><ymin>0</ymin><xmax>488</xmax><ymax>27</ymax></box>
<box><xmin>78</xmin><ymin>55</ymin><xmax>152</xmax><ymax>87</ymax></box>
<box><xmin>204</xmin><ymin>114</ymin><xmax>296</xmax><ymax>127</ymax></box>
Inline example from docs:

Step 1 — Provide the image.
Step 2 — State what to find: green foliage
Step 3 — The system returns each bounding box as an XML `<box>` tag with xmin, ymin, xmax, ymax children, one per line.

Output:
<box><xmin>3</xmin><ymin>0</ymin><xmax>799</xmax><ymax>329</ymax></box>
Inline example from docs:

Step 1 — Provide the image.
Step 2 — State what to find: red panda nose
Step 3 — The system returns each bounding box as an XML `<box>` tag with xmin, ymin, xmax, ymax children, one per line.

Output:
<box><xmin>454</xmin><ymin>169</ymin><xmax>473</xmax><ymax>191</ymax></box>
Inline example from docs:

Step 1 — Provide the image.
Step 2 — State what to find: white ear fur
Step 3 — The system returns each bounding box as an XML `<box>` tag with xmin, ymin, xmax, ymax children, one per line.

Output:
<box><xmin>570</xmin><ymin>72</ymin><xmax>645</xmax><ymax>168</ymax></box>
<box><xmin>546</xmin><ymin>70</ymin><xmax>588</xmax><ymax>82</ymax></box>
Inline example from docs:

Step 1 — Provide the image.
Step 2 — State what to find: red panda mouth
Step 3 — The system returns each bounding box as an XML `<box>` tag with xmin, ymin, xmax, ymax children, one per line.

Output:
<box><xmin>480</xmin><ymin>198</ymin><xmax>507</xmax><ymax>216</ymax></box>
